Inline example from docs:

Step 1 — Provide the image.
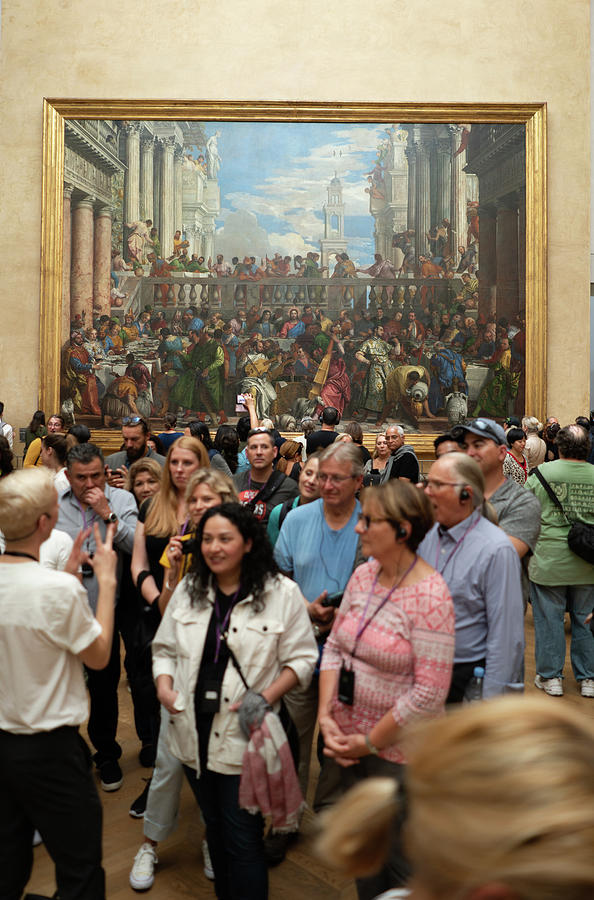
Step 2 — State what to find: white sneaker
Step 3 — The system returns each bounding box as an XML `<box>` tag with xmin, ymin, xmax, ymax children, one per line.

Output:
<box><xmin>534</xmin><ymin>674</ymin><xmax>563</xmax><ymax>696</ymax></box>
<box><xmin>130</xmin><ymin>842</ymin><xmax>158</xmax><ymax>891</ymax></box>
<box><xmin>202</xmin><ymin>838</ymin><xmax>214</xmax><ymax>881</ymax></box>
<box><xmin>580</xmin><ymin>678</ymin><xmax>594</xmax><ymax>698</ymax></box>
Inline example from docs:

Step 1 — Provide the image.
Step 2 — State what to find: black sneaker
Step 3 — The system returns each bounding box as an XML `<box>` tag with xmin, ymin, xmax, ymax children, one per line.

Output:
<box><xmin>129</xmin><ymin>779</ymin><xmax>151</xmax><ymax>818</ymax></box>
<box><xmin>263</xmin><ymin>830</ymin><xmax>298</xmax><ymax>866</ymax></box>
<box><xmin>138</xmin><ymin>744</ymin><xmax>155</xmax><ymax>767</ymax></box>
<box><xmin>98</xmin><ymin>759</ymin><xmax>123</xmax><ymax>792</ymax></box>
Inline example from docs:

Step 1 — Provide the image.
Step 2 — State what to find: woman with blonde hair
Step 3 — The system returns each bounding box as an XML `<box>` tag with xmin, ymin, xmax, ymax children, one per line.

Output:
<box><xmin>363</xmin><ymin>432</ymin><xmax>391</xmax><ymax>485</ymax></box>
<box><xmin>129</xmin><ymin>436</ymin><xmax>208</xmax><ymax>816</ymax></box>
<box><xmin>318</xmin><ymin>479</ymin><xmax>455</xmax><ymax>899</ymax></box>
<box><xmin>318</xmin><ymin>695</ymin><xmax>594</xmax><ymax>900</ymax></box>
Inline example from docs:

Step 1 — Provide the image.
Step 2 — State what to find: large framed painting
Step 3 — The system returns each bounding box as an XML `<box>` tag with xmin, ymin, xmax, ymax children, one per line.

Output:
<box><xmin>40</xmin><ymin>101</ymin><xmax>546</xmax><ymax>451</ymax></box>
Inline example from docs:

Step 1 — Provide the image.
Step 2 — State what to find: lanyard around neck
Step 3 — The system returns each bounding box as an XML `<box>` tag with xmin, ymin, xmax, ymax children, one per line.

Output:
<box><xmin>350</xmin><ymin>557</ymin><xmax>418</xmax><ymax>661</ymax></box>
<box><xmin>434</xmin><ymin>514</ymin><xmax>480</xmax><ymax>576</ymax></box>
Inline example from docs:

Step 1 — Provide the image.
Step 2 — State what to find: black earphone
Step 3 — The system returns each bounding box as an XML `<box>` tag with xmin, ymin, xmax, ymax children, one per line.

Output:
<box><xmin>397</xmin><ymin>524</ymin><xmax>408</xmax><ymax>539</ymax></box>
<box><xmin>459</xmin><ymin>487</ymin><xmax>470</xmax><ymax>501</ymax></box>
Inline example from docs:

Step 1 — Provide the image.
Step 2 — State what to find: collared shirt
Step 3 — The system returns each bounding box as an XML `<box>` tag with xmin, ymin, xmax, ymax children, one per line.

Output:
<box><xmin>56</xmin><ymin>484</ymin><xmax>138</xmax><ymax>613</ymax></box>
<box><xmin>0</xmin><ymin>420</ymin><xmax>13</xmax><ymax>449</ymax></box>
<box><xmin>418</xmin><ymin>509</ymin><xmax>524</xmax><ymax>698</ymax></box>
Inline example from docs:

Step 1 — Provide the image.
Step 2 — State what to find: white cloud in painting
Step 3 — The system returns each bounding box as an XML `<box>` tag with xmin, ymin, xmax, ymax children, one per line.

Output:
<box><xmin>214</xmin><ymin>209</ymin><xmax>271</xmax><ymax>260</ymax></box>
<box><xmin>215</xmin><ymin>125</ymin><xmax>387</xmax><ymax>264</ymax></box>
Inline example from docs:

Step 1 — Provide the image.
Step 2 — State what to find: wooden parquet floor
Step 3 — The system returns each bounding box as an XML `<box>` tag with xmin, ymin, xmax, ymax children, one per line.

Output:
<box><xmin>25</xmin><ymin>608</ymin><xmax>594</xmax><ymax>899</ymax></box>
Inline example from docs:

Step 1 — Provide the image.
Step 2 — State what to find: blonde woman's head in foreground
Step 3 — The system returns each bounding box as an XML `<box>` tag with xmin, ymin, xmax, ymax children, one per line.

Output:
<box><xmin>317</xmin><ymin>696</ymin><xmax>594</xmax><ymax>900</ymax></box>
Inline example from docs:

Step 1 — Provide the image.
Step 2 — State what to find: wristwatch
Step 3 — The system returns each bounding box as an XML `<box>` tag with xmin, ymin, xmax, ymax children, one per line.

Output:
<box><xmin>103</xmin><ymin>511</ymin><xmax>118</xmax><ymax>524</ymax></box>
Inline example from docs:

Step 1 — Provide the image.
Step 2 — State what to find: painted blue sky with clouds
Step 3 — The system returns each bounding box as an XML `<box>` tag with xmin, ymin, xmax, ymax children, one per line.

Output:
<box><xmin>206</xmin><ymin>122</ymin><xmax>388</xmax><ymax>266</ymax></box>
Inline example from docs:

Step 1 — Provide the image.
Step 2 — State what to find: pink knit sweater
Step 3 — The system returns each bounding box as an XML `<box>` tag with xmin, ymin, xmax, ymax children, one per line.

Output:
<box><xmin>320</xmin><ymin>559</ymin><xmax>455</xmax><ymax>763</ymax></box>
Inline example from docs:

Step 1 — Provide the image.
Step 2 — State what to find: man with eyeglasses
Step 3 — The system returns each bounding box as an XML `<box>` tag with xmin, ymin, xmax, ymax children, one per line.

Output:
<box><xmin>418</xmin><ymin>451</ymin><xmax>524</xmax><ymax>703</ymax></box>
<box><xmin>451</xmin><ymin>418</ymin><xmax>541</xmax><ymax>606</ymax></box>
<box><xmin>105</xmin><ymin>416</ymin><xmax>166</xmax><ymax>489</ymax></box>
<box><xmin>271</xmin><ymin>442</ymin><xmax>364</xmax><ymax>862</ymax></box>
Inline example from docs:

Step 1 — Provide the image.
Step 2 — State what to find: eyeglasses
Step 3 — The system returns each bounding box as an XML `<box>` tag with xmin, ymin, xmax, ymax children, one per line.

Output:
<box><xmin>317</xmin><ymin>473</ymin><xmax>357</xmax><ymax>485</ymax></box>
<box><xmin>357</xmin><ymin>513</ymin><xmax>391</xmax><ymax>530</ymax></box>
<box><xmin>423</xmin><ymin>479</ymin><xmax>465</xmax><ymax>492</ymax></box>
<box><xmin>122</xmin><ymin>416</ymin><xmax>144</xmax><ymax>426</ymax></box>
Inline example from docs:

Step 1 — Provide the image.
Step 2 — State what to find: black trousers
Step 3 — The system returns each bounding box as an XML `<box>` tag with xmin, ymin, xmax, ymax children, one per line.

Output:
<box><xmin>0</xmin><ymin>726</ymin><xmax>105</xmax><ymax>900</ymax></box>
<box><xmin>85</xmin><ymin>627</ymin><xmax>121</xmax><ymax>763</ymax></box>
<box><xmin>116</xmin><ymin>596</ymin><xmax>160</xmax><ymax>749</ymax></box>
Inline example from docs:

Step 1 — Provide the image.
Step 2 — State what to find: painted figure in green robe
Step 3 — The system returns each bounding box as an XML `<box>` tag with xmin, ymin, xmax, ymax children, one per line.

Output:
<box><xmin>169</xmin><ymin>328</ymin><xmax>225</xmax><ymax>420</ymax></box>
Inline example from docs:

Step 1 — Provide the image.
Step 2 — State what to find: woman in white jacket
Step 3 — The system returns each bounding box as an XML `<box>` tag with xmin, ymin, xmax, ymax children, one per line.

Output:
<box><xmin>152</xmin><ymin>502</ymin><xmax>317</xmax><ymax>900</ymax></box>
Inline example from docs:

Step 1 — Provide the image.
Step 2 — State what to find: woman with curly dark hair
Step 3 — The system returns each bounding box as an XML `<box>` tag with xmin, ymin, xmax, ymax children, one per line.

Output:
<box><xmin>24</xmin><ymin>410</ymin><xmax>46</xmax><ymax>450</ymax></box>
<box><xmin>152</xmin><ymin>503</ymin><xmax>317</xmax><ymax>899</ymax></box>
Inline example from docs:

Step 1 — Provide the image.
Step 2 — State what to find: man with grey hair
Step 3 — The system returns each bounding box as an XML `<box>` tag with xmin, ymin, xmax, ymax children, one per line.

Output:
<box><xmin>418</xmin><ymin>452</ymin><xmax>524</xmax><ymax>702</ymax></box>
<box><xmin>525</xmin><ymin>424</ymin><xmax>594</xmax><ymax>697</ymax></box>
<box><xmin>380</xmin><ymin>423</ymin><xmax>420</xmax><ymax>483</ymax></box>
<box><xmin>57</xmin><ymin>442</ymin><xmax>138</xmax><ymax>792</ymax></box>
<box><xmin>271</xmin><ymin>441</ymin><xmax>364</xmax><ymax>861</ymax></box>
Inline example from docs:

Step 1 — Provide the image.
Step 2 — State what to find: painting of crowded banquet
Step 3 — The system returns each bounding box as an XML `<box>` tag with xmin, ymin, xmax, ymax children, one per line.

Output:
<box><xmin>61</xmin><ymin>118</ymin><xmax>527</xmax><ymax>434</ymax></box>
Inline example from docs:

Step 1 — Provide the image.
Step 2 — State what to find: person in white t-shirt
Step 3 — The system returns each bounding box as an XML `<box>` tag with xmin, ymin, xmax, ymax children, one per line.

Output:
<box><xmin>0</xmin><ymin>468</ymin><xmax>117</xmax><ymax>900</ymax></box>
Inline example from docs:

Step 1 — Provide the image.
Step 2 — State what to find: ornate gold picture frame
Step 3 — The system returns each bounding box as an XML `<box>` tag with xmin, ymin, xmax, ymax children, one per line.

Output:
<box><xmin>40</xmin><ymin>101</ymin><xmax>546</xmax><ymax>452</ymax></box>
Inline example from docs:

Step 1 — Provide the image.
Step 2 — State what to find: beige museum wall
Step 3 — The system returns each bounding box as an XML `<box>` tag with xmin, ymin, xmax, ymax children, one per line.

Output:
<box><xmin>0</xmin><ymin>0</ymin><xmax>590</xmax><ymax>437</ymax></box>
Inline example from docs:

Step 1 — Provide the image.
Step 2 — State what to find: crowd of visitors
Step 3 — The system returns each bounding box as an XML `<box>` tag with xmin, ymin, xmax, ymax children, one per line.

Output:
<box><xmin>1</xmin><ymin>398</ymin><xmax>594</xmax><ymax>900</ymax></box>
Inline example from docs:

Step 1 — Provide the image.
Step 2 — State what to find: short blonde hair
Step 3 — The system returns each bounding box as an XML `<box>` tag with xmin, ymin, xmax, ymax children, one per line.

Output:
<box><xmin>0</xmin><ymin>468</ymin><xmax>57</xmax><ymax>540</ymax></box>
<box><xmin>318</xmin><ymin>697</ymin><xmax>594</xmax><ymax>900</ymax></box>
<box><xmin>184</xmin><ymin>468</ymin><xmax>238</xmax><ymax>505</ymax></box>
<box><xmin>404</xmin><ymin>697</ymin><xmax>594</xmax><ymax>899</ymax></box>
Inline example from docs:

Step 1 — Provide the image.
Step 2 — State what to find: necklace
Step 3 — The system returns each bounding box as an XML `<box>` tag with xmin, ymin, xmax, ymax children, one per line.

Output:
<box><xmin>3</xmin><ymin>551</ymin><xmax>38</xmax><ymax>561</ymax></box>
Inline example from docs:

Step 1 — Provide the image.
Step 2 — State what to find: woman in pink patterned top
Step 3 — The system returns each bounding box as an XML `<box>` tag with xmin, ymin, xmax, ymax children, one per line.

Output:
<box><xmin>318</xmin><ymin>480</ymin><xmax>455</xmax><ymax>900</ymax></box>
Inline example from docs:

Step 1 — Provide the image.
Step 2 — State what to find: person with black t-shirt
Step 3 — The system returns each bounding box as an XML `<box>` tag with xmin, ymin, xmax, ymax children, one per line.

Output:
<box><xmin>380</xmin><ymin>424</ymin><xmax>420</xmax><ymax>484</ymax></box>
<box><xmin>305</xmin><ymin>406</ymin><xmax>340</xmax><ymax>455</ymax></box>
<box><xmin>233</xmin><ymin>429</ymin><xmax>298</xmax><ymax>524</ymax></box>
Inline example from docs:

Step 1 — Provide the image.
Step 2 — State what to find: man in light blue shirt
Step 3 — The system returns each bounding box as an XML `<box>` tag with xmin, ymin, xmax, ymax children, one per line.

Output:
<box><xmin>271</xmin><ymin>442</ymin><xmax>363</xmax><ymax>861</ymax></box>
<box><xmin>418</xmin><ymin>452</ymin><xmax>524</xmax><ymax>702</ymax></box>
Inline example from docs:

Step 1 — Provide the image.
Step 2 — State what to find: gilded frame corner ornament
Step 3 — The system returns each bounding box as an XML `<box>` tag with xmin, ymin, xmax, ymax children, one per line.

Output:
<box><xmin>40</xmin><ymin>99</ymin><xmax>547</xmax><ymax>444</ymax></box>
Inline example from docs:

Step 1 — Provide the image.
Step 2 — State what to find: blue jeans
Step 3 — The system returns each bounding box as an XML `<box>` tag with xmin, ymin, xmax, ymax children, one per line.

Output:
<box><xmin>530</xmin><ymin>581</ymin><xmax>594</xmax><ymax>680</ymax></box>
<box><xmin>184</xmin><ymin>766</ymin><xmax>267</xmax><ymax>900</ymax></box>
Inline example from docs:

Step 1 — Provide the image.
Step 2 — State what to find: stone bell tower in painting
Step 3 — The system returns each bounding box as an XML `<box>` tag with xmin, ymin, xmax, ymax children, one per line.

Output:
<box><xmin>320</xmin><ymin>173</ymin><xmax>348</xmax><ymax>269</ymax></box>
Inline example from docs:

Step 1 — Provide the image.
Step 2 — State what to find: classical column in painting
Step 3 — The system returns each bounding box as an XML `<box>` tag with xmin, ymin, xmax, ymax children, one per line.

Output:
<box><xmin>140</xmin><ymin>135</ymin><xmax>155</xmax><ymax>222</ymax></box>
<box><xmin>174</xmin><ymin>147</ymin><xmax>183</xmax><ymax>235</ymax></box>
<box><xmin>449</xmin><ymin>125</ymin><xmax>467</xmax><ymax>270</ymax></box>
<box><xmin>405</xmin><ymin>141</ymin><xmax>417</xmax><ymax>234</ymax></box>
<box><xmin>124</xmin><ymin>124</ymin><xmax>141</xmax><ymax>225</ymax></box>
<box><xmin>93</xmin><ymin>204</ymin><xmax>112</xmax><ymax>318</ymax></box>
<box><xmin>160</xmin><ymin>136</ymin><xmax>176</xmax><ymax>258</ymax></box>
<box><xmin>478</xmin><ymin>204</ymin><xmax>497</xmax><ymax>321</ymax></box>
<box><xmin>153</xmin><ymin>139</ymin><xmax>162</xmax><ymax>243</ymax></box>
<box><xmin>202</xmin><ymin>221</ymin><xmax>215</xmax><ymax>266</ymax></box>
<box><xmin>495</xmin><ymin>198</ymin><xmax>520</xmax><ymax>324</ymax></box>
<box><xmin>62</xmin><ymin>182</ymin><xmax>73</xmax><ymax>344</ymax></box>
<box><xmin>414</xmin><ymin>137</ymin><xmax>430</xmax><ymax>259</ymax></box>
<box><xmin>435</xmin><ymin>137</ymin><xmax>451</xmax><ymax>228</ymax></box>
<box><xmin>70</xmin><ymin>196</ymin><xmax>95</xmax><ymax>327</ymax></box>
